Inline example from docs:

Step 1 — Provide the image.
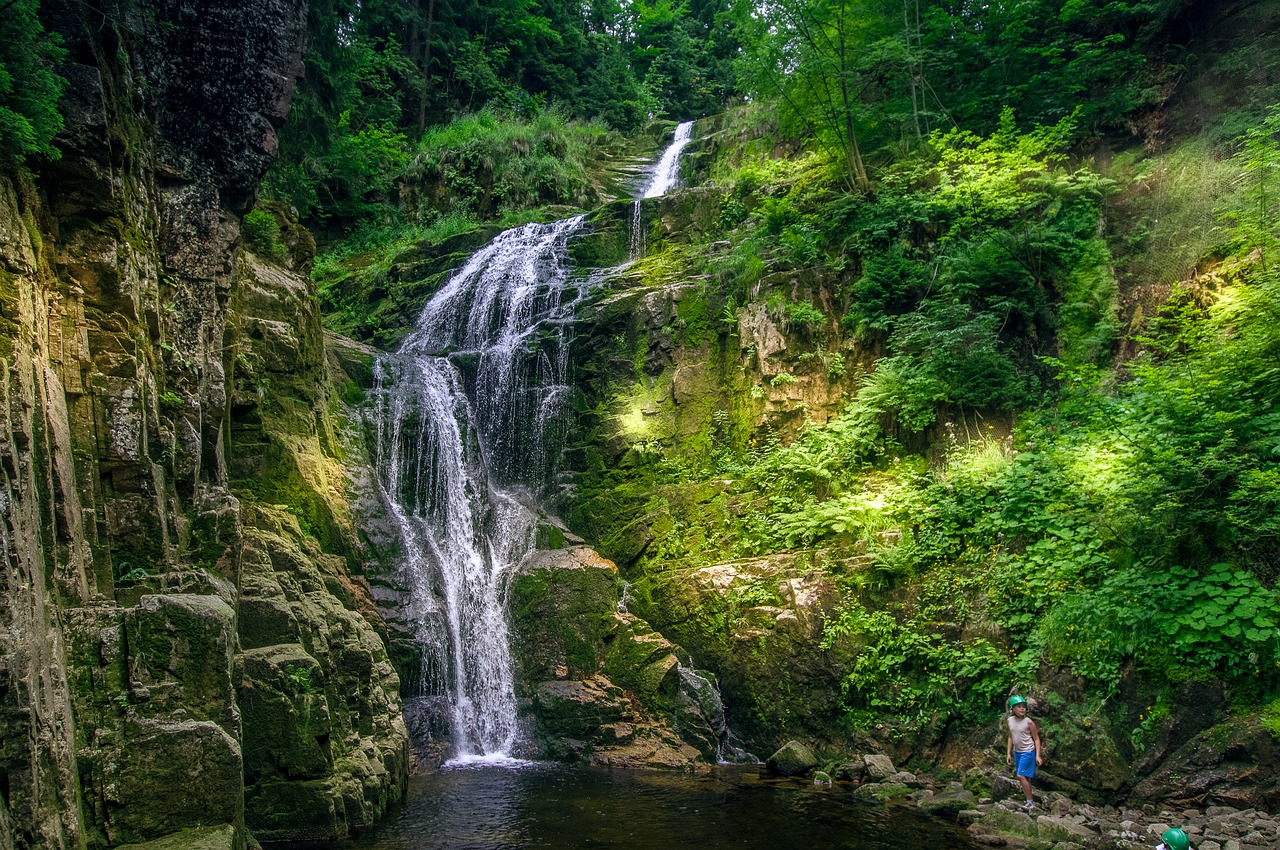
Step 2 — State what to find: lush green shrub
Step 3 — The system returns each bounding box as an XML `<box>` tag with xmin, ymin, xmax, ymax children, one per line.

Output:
<box><xmin>242</xmin><ymin>209</ymin><xmax>286</xmax><ymax>261</ymax></box>
<box><xmin>402</xmin><ymin>107</ymin><xmax>617</xmax><ymax>221</ymax></box>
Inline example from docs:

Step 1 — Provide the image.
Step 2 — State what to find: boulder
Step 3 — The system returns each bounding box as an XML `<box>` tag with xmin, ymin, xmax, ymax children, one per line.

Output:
<box><xmin>852</xmin><ymin>782</ymin><xmax>911</xmax><ymax>801</ymax></box>
<box><xmin>835</xmin><ymin>761</ymin><xmax>868</xmax><ymax>781</ymax></box>
<box><xmin>766</xmin><ymin>741</ymin><xmax>818</xmax><ymax>777</ymax></box>
<box><xmin>977</xmin><ymin>807</ymin><xmax>1039</xmax><ymax>838</ymax></box>
<box><xmin>918</xmin><ymin>789</ymin><xmax>977</xmax><ymax>816</ymax></box>
<box><xmin>1036</xmin><ymin>815</ymin><xmax>1097</xmax><ymax>842</ymax></box>
<box><xmin>992</xmin><ymin>773</ymin><xmax>1022</xmax><ymax>802</ymax></box>
<box><xmin>863</xmin><ymin>753</ymin><xmax>896</xmax><ymax>779</ymax></box>
<box><xmin>115</xmin><ymin>825</ymin><xmax>236</xmax><ymax>850</ymax></box>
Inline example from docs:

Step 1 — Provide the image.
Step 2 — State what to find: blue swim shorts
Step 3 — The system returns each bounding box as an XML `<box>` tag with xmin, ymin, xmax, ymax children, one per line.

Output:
<box><xmin>1014</xmin><ymin>750</ymin><xmax>1036</xmax><ymax>778</ymax></box>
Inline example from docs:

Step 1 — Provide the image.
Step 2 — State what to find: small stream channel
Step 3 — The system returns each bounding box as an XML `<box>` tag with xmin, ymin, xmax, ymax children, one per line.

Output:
<box><xmin>339</xmin><ymin>764</ymin><xmax>981</xmax><ymax>850</ymax></box>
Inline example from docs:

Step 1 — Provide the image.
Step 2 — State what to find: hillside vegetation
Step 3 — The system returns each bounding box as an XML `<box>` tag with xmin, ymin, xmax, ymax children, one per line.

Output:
<box><xmin>272</xmin><ymin>0</ymin><xmax>1279</xmax><ymax>787</ymax></box>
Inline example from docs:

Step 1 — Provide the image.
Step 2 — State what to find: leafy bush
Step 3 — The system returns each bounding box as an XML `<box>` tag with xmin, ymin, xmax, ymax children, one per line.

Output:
<box><xmin>242</xmin><ymin>209</ymin><xmax>286</xmax><ymax>261</ymax></box>
<box><xmin>784</xmin><ymin>300</ymin><xmax>825</xmax><ymax>328</ymax></box>
<box><xmin>402</xmin><ymin>107</ymin><xmax>617</xmax><ymax>221</ymax></box>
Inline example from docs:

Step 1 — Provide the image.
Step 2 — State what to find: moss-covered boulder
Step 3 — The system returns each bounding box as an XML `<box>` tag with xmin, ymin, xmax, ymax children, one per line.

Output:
<box><xmin>917</xmin><ymin>789</ymin><xmax>977</xmax><ymax>816</ymax></box>
<box><xmin>107</xmin><ymin>719</ymin><xmax>244</xmax><ymax>846</ymax></box>
<box><xmin>509</xmin><ymin>543</ymin><xmax>720</xmax><ymax>768</ymax></box>
<box><xmin>852</xmin><ymin>782</ymin><xmax>912</xmax><ymax>801</ymax></box>
<box><xmin>115</xmin><ymin>824</ymin><xmax>237</xmax><ymax>850</ymax></box>
<box><xmin>124</xmin><ymin>594</ymin><xmax>238</xmax><ymax>730</ymax></box>
<box><xmin>766</xmin><ymin>740</ymin><xmax>818</xmax><ymax>776</ymax></box>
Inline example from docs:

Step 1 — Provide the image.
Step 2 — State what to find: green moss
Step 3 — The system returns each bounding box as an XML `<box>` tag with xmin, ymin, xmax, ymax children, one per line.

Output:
<box><xmin>852</xmin><ymin>782</ymin><xmax>910</xmax><ymax>801</ymax></box>
<box><xmin>509</xmin><ymin>566</ymin><xmax>619</xmax><ymax>680</ymax></box>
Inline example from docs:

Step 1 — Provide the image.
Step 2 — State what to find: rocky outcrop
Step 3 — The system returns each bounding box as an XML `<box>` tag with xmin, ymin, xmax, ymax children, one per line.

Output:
<box><xmin>0</xmin><ymin>3</ymin><xmax>405</xmax><ymax>848</ymax></box>
<box><xmin>508</xmin><ymin>542</ymin><xmax>722</xmax><ymax>770</ymax></box>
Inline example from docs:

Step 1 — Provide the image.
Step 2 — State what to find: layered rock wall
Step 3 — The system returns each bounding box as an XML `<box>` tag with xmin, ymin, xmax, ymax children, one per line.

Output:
<box><xmin>0</xmin><ymin>3</ymin><xmax>406</xmax><ymax>848</ymax></box>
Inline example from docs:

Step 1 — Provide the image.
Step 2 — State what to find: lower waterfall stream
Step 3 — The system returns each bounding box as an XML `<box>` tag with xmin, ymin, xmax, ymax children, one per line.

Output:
<box><xmin>374</xmin><ymin>214</ymin><xmax>587</xmax><ymax>761</ymax></box>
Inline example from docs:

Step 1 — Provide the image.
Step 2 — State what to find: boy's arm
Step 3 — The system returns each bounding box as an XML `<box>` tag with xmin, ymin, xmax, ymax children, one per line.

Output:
<box><xmin>1005</xmin><ymin>723</ymin><xmax>1012</xmax><ymax>765</ymax></box>
<box><xmin>1030</xmin><ymin>720</ymin><xmax>1043</xmax><ymax>765</ymax></box>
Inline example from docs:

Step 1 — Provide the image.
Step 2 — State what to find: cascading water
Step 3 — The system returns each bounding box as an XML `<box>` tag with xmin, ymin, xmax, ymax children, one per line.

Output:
<box><xmin>374</xmin><ymin>216</ymin><xmax>586</xmax><ymax>761</ymax></box>
<box><xmin>374</xmin><ymin>122</ymin><xmax>706</xmax><ymax>765</ymax></box>
<box><xmin>643</xmin><ymin>121</ymin><xmax>694</xmax><ymax>199</ymax></box>
<box><xmin>630</xmin><ymin>120</ymin><xmax>694</xmax><ymax>259</ymax></box>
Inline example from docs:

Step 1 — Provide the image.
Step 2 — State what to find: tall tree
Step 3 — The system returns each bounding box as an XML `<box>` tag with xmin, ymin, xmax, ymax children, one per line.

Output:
<box><xmin>0</xmin><ymin>0</ymin><xmax>66</xmax><ymax>164</ymax></box>
<box><xmin>739</xmin><ymin>0</ymin><xmax>903</xmax><ymax>192</ymax></box>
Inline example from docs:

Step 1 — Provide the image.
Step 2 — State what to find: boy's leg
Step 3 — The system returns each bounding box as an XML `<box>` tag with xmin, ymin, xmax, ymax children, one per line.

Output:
<box><xmin>1014</xmin><ymin>751</ymin><xmax>1035</xmax><ymax>804</ymax></box>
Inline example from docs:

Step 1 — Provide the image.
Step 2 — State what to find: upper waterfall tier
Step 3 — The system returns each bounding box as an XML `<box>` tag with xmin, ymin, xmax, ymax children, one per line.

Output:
<box><xmin>642</xmin><ymin>121</ymin><xmax>695</xmax><ymax>198</ymax></box>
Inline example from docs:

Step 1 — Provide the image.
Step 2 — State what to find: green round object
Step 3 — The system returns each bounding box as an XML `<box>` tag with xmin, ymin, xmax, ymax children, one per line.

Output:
<box><xmin>1008</xmin><ymin>695</ymin><xmax>1027</xmax><ymax>708</ymax></box>
<box><xmin>1160</xmin><ymin>827</ymin><xmax>1190</xmax><ymax>850</ymax></box>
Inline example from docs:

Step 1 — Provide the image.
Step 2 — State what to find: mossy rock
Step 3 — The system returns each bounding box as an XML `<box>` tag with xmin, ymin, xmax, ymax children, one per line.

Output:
<box><xmin>851</xmin><ymin>782</ymin><xmax>911</xmax><ymax>801</ymax></box>
<box><xmin>244</xmin><ymin>778</ymin><xmax>342</xmax><ymax>843</ymax></box>
<box><xmin>115</xmin><ymin>824</ymin><xmax>237</xmax><ymax>850</ymax></box>
<box><xmin>239</xmin><ymin>645</ymin><xmax>333</xmax><ymax>782</ymax></box>
<box><xmin>110</xmin><ymin>718</ymin><xmax>243</xmax><ymax>846</ymax></box>
<box><xmin>124</xmin><ymin>594</ymin><xmax>236</xmax><ymax>727</ymax></box>
<box><xmin>917</xmin><ymin>789</ymin><xmax>977</xmax><ymax>816</ymax></box>
<box><xmin>977</xmin><ymin>806</ymin><xmax>1039</xmax><ymax>837</ymax></box>
<box><xmin>509</xmin><ymin>552</ymin><xmax>619</xmax><ymax>681</ymax></box>
<box><xmin>765</xmin><ymin>740</ymin><xmax>817</xmax><ymax>776</ymax></box>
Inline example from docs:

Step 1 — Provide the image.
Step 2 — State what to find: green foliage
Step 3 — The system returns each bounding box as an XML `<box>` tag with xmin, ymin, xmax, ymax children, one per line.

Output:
<box><xmin>1263</xmin><ymin>697</ymin><xmax>1280</xmax><ymax>741</ymax></box>
<box><xmin>0</xmin><ymin>0</ymin><xmax>67</xmax><ymax>164</ymax></box>
<box><xmin>158</xmin><ymin>391</ymin><xmax>184</xmax><ymax>413</ymax></box>
<box><xmin>402</xmin><ymin>107</ymin><xmax>616</xmax><ymax>221</ymax></box>
<box><xmin>784</xmin><ymin>299</ymin><xmax>825</xmax><ymax>328</ymax></box>
<box><xmin>1222</xmin><ymin>104</ymin><xmax>1280</xmax><ymax>270</ymax></box>
<box><xmin>822</xmin><ymin>591</ymin><xmax>1016</xmax><ymax>728</ymax></box>
<box><xmin>242</xmin><ymin>209</ymin><xmax>286</xmax><ymax>261</ymax></box>
<box><xmin>284</xmin><ymin>664</ymin><xmax>317</xmax><ymax>694</ymax></box>
<box><xmin>113</xmin><ymin>561</ymin><xmax>150</xmax><ymax>584</ymax></box>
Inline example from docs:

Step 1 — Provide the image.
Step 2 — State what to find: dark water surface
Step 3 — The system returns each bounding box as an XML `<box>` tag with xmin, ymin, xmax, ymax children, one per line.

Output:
<box><xmin>342</xmin><ymin>763</ymin><xmax>979</xmax><ymax>849</ymax></box>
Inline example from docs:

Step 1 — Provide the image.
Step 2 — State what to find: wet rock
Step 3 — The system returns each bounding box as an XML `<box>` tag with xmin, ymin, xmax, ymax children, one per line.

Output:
<box><xmin>766</xmin><ymin>741</ymin><xmax>818</xmax><ymax>777</ymax></box>
<box><xmin>1037</xmin><ymin>815</ymin><xmax>1097</xmax><ymax>842</ymax></box>
<box><xmin>853</xmin><ymin>782</ymin><xmax>912</xmax><ymax>801</ymax></box>
<box><xmin>917</xmin><ymin>789</ymin><xmax>978</xmax><ymax>816</ymax></box>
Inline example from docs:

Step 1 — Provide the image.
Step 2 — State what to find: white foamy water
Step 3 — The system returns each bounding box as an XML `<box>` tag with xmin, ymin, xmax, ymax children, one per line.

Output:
<box><xmin>642</xmin><ymin>121</ymin><xmax>695</xmax><ymax>198</ymax></box>
<box><xmin>373</xmin><ymin>121</ymin><xmax>702</xmax><ymax>762</ymax></box>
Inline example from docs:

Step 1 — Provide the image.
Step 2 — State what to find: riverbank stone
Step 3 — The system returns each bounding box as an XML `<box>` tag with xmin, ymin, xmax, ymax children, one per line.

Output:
<box><xmin>918</xmin><ymin>789</ymin><xmax>977</xmax><ymax>816</ymax></box>
<box><xmin>1037</xmin><ymin>815</ymin><xmax>1097</xmax><ymax>842</ymax></box>
<box><xmin>863</xmin><ymin>753</ymin><xmax>896</xmax><ymax>779</ymax></box>
<box><xmin>853</xmin><ymin>782</ymin><xmax>912</xmax><ymax>801</ymax></box>
<box><xmin>766</xmin><ymin>740</ymin><xmax>818</xmax><ymax>776</ymax></box>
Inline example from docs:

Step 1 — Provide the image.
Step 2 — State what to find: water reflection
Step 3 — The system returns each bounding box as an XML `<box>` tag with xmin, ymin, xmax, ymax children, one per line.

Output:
<box><xmin>342</xmin><ymin>764</ymin><xmax>979</xmax><ymax>850</ymax></box>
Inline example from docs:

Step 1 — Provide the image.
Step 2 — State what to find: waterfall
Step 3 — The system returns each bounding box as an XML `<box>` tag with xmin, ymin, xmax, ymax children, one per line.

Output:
<box><xmin>374</xmin><ymin>216</ymin><xmax>586</xmax><ymax>761</ymax></box>
<box><xmin>631</xmin><ymin>120</ymin><xmax>695</xmax><ymax>260</ymax></box>
<box><xmin>374</xmin><ymin>123</ymin><xmax>699</xmax><ymax>764</ymax></box>
<box><xmin>643</xmin><ymin>121</ymin><xmax>694</xmax><ymax>198</ymax></box>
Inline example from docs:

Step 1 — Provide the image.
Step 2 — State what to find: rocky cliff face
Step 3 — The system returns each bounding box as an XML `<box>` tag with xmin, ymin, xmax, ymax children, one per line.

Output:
<box><xmin>0</xmin><ymin>3</ymin><xmax>406</xmax><ymax>848</ymax></box>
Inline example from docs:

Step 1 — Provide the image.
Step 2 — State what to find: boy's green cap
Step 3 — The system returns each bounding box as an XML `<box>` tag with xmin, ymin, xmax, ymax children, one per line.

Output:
<box><xmin>1008</xmin><ymin>695</ymin><xmax>1027</xmax><ymax>708</ymax></box>
<box><xmin>1159</xmin><ymin>828</ymin><xmax>1189</xmax><ymax>850</ymax></box>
